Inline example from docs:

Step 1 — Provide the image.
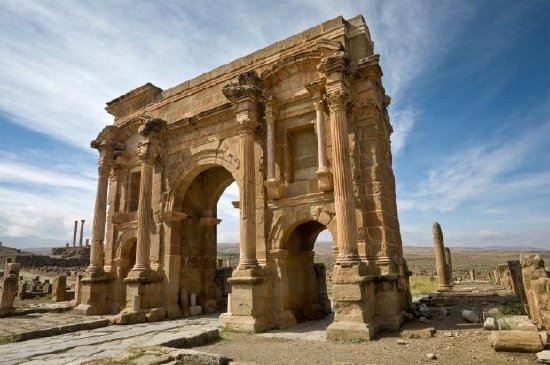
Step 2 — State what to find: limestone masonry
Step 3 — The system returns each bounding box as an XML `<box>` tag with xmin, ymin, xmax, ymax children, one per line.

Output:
<box><xmin>77</xmin><ymin>15</ymin><xmax>411</xmax><ymax>340</ymax></box>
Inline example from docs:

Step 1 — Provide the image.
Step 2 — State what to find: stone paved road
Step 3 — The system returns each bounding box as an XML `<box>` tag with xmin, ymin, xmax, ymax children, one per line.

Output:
<box><xmin>0</xmin><ymin>309</ymin><xmax>107</xmax><ymax>339</ymax></box>
<box><xmin>0</xmin><ymin>314</ymin><xmax>219</xmax><ymax>365</ymax></box>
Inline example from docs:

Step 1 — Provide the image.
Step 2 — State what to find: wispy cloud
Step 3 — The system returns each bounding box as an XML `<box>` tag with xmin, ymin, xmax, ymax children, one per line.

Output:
<box><xmin>399</xmin><ymin>120</ymin><xmax>550</xmax><ymax>212</ymax></box>
<box><xmin>0</xmin><ymin>152</ymin><xmax>95</xmax><ymax>242</ymax></box>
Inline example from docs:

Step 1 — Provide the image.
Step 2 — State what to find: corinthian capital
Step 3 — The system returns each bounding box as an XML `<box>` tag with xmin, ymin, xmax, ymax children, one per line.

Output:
<box><xmin>326</xmin><ymin>90</ymin><xmax>348</xmax><ymax>112</ymax></box>
<box><xmin>91</xmin><ymin>126</ymin><xmax>125</xmax><ymax>175</ymax></box>
<box><xmin>222</xmin><ymin>70</ymin><xmax>261</xmax><ymax>103</ymax></box>
<box><xmin>236</xmin><ymin>115</ymin><xmax>256</xmax><ymax>135</ymax></box>
<box><xmin>264</xmin><ymin>95</ymin><xmax>279</xmax><ymax>124</ymax></box>
<box><xmin>137</xmin><ymin>117</ymin><xmax>167</xmax><ymax>164</ymax></box>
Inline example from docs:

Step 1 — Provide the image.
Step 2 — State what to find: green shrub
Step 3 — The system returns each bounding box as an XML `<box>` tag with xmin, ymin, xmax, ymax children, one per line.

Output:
<box><xmin>409</xmin><ymin>276</ymin><xmax>438</xmax><ymax>296</ymax></box>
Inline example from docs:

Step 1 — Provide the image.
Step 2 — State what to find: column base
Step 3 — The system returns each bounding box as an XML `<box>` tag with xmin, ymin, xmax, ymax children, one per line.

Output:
<box><xmin>123</xmin><ymin>272</ymin><xmax>163</xmax><ymax>312</ymax></box>
<box><xmin>264</xmin><ymin>179</ymin><xmax>285</xmax><ymax>200</ymax></box>
<box><xmin>316</xmin><ymin>170</ymin><xmax>333</xmax><ymax>192</ymax></box>
<box><xmin>326</xmin><ymin>321</ymin><xmax>378</xmax><ymax>341</ymax></box>
<box><xmin>437</xmin><ymin>285</ymin><xmax>452</xmax><ymax>292</ymax></box>
<box><xmin>219</xmin><ymin>312</ymin><xmax>271</xmax><ymax>333</ymax></box>
<box><xmin>74</xmin><ymin>273</ymin><xmax>113</xmax><ymax>315</ymax></box>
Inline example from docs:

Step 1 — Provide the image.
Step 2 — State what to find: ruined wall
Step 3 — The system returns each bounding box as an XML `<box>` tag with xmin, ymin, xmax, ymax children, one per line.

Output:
<box><xmin>520</xmin><ymin>254</ymin><xmax>550</xmax><ymax>330</ymax></box>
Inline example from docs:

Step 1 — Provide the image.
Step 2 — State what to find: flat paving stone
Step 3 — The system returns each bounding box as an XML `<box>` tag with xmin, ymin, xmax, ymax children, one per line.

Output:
<box><xmin>0</xmin><ymin>314</ymin><xmax>219</xmax><ymax>365</ymax></box>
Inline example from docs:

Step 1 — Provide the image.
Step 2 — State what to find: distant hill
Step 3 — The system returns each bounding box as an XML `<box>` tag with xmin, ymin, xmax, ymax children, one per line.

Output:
<box><xmin>404</xmin><ymin>245</ymin><xmax>549</xmax><ymax>253</ymax></box>
<box><xmin>0</xmin><ymin>244</ymin><xmax>35</xmax><ymax>256</ymax></box>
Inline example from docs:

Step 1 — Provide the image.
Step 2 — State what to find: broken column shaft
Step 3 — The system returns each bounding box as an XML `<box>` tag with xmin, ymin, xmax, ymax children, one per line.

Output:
<box><xmin>432</xmin><ymin>222</ymin><xmax>451</xmax><ymax>291</ymax></box>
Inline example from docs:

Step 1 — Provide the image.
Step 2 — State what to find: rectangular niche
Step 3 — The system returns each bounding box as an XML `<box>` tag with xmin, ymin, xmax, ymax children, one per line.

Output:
<box><xmin>288</xmin><ymin>124</ymin><xmax>318</xmax><ymax>183</ymax></box>
<box><xmin>127</xmin><ymin>170</ymin><xmax>141</xmax><ymax>212</ymax></box>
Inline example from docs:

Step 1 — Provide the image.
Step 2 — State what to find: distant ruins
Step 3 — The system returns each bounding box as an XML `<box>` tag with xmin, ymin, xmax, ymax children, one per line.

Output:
<box><xmin>77</xmin><ymin>15</ymin><xmax>411</xmax><ymax>340</ymax></box>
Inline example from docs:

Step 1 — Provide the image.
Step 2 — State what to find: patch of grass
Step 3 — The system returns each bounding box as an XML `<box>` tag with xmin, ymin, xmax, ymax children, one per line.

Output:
<box><xmin>498</xmin><ymin>299</ymin><xmax>524</xmax><ymax>315</ymax></box>
<box><xmin>346</xmin><ymin>336</ymin><xmax>365</xmax><ymax>344</ymax></box>
<box><xmin>409</xmin><ymin>276</ymin><xmax>438</xmax><ymax>296</ymax></box>
<box><xmin>0</xmin><ymin>334</ymin><xmax>18</xmax><ymax>344</ymax></box>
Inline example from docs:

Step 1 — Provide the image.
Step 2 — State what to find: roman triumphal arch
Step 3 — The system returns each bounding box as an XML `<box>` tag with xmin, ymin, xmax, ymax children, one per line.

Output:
<box><xmin>76</xmin><ymin>15</ymin><xmax>411</xmax><ymax>340</ymax></box>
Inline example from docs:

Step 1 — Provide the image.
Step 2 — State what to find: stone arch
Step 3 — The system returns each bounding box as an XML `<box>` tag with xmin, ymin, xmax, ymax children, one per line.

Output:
<box><xmin>269</xmin><ymin>204</ymin><xmax>337</xmax><ymax>252</ymax></box>
<box><xmin>167</xmin><ymin>147</ymin><xmax>240</xmax><ymax>212</ymax></box>
<box><xmin>114</xmin><ymin>232</ymin><xmax>137</xmax><ymax>280</ymax></box>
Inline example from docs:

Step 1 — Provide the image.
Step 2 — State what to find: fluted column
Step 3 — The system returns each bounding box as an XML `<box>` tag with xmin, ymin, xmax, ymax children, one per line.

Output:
<box><xmin>222</xmin><ymin>71</ymin><xmax>261</xmax><ymax>269</ymax></box>
<box><xmin>128</xmin><ymin>118</ymin><xmax>166</xmax><ymax>279</ymax></box>
<box><xmin>87</xmin><ymin>142</ymin><xmax>116</xmax><ymax>274</ymax></box>
<box><xmin>319</xmin><ymin>51</ymin><xmax>359</xmax><ymax>264</ymax></box>
<box><xmin>264</xmin><ymin>96</ymin><xmax>284</xmax><ymax>200</ymax></box>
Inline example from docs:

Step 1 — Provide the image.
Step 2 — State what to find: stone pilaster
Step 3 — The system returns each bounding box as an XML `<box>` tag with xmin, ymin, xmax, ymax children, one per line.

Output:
<box><xmin>264</xmin><ymin>96</ymin><xmax>285</xmax><ymax>200</ymax></box>
<box><xmin>159</xmin><ymin>210</ymin><xmax>188</xmax><ymax>318</ymax></box>
<box><xmin>306</xmin><ymin>81</ymin><xmax>333</xmax><ymax>192</ymax></box>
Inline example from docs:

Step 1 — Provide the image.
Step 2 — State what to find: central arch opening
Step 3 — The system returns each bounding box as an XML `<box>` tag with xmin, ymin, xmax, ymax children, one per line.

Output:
<box><xmin>283</xmin><ymin>220</ymin><xmax>332</xmax><ymax>322</ymax></box>
<box><xmin>175</xmin><ymin>165</ymin><xmax>236</xmax><ymax>315</ymax></box>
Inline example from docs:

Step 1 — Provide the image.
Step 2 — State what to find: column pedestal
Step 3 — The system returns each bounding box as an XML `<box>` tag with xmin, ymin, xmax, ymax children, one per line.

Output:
<box><xmin>74</xmin><ymin>275</ymin><xmax>113</xmax><ymax>315</ymax></box>
<box><xmin>326</xmin><ymin>262</ymin><xmax>377</xmax><ymax>341</ymax></box>
<box><xmin>219</xmin><ymin>267</ymin><xmax>272</xmax><ymax>332</ymax></box>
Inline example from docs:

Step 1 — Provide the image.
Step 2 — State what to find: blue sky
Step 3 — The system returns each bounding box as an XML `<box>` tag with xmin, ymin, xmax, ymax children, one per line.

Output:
<box><xmin>0</xmin><ymin>1</ymin><xmax>548</xmax><ymax>249</ymax></box>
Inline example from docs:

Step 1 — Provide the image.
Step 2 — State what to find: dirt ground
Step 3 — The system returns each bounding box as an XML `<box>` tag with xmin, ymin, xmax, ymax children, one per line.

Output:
<box><xmin>198</xmin><ymin>283</ymin><xmax>539</xmax><ymax>365</ymax></box>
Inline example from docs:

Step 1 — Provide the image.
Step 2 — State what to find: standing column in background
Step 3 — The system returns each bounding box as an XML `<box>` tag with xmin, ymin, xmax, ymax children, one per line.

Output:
<box><xmin>433</xmin><ymin>222</ymin><xmax>451</xmax><ymax>291</ymax></box>
<box><xmin>79</xmin><ymin>220</ymin><xmax>85</xmax><ymax>247</ymax></box>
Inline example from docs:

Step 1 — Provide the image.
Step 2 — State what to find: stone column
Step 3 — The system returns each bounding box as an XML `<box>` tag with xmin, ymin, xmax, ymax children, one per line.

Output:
<box><xmin>264</xmin><ymin>96</ymin><xmax>284</xmax><ymax>200</ymax></box>
<box><xmin>72</xmin><ymin>221</ymin><xmax>78</xmax><ymax>247</ymax></box>
<box><xmin>432</xmin><ymin>222</ymin><xmax>451</xmax><ymax>291</ymax></box>
<box><xmin>320</xmin><ymin>49</ymin><xmax>375</xmax><ymax>341</ymax></box>
<box><xmin>76</xmin><ymin>126</ymin><xmax>124</xmax><ymax>315</ymax></box>
<box><xmin>306</xmin><ymin>81</ymin><xmax>333</xmax><ymax>192</ymax></box>
<box><xmin>444</xmin><ymin>247</ymin><xmax>452</xmax><ymax>283</ymax></box>
<box><xmin>79</xmin><ymin>220</ymin><xmax>85</xmax><ymax>247</ymax></box>
<box><xmin>86</xmin><ymin>144</ymin><xmax>116</xmax><ymax>275</ymax></box>
<box><xmin>219</xmin><ymin>71</ymin><xmax>271</xmax><ymax>333</ymax></box>
<box><xmin>222</xmin><ymin>72</ymin><xmax>261</xmax><ymax>269</ymax></box>
<box><xmin>127</xmin><ymin>118</ymin><xmax>166</xmax><ymax>280</ymax></box>
<box><xmin>319</xmin><ymin>53</ymin><xmax>359</xmax><ymax>264</ymax></box>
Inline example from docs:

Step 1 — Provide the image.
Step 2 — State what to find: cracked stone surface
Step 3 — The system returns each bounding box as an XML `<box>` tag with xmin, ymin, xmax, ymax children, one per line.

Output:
<box><xmin>0</xmin><ymin>314</ymin><xmax>218</xmax><ymax>364</ymax></box>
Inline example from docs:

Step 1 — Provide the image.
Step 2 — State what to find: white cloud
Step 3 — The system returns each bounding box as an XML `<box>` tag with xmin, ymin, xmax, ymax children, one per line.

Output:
<box><xmin>478</xmin><ymin>230</ymin><xmax>499</xmax><ymax>239</ymax></box>
<box><xmin>0</xmin><ymin>160</ymin><xmax>96</xmax><ymax>191</ymax></box>
<box><xmin>0</xmin><ymin>2</ymin><xmax>475</xmax><ymax>246</ymax></box>
<box><xmin>390</xmin><ymin>108</ymin><xmax>416</xmax><ymax>154</ymax></box>
<box><xmin>399</xmin><ymin>121</ymin><xmax>550</xmax><ymax>212</ymax></box>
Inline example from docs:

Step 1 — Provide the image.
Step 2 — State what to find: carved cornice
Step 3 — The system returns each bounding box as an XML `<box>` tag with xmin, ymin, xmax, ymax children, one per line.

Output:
<box><xmin>222</xmin><ymin>70</ymin><xmax>261</xmax><ymax>103</ymax></box>
<box><xmin>158</xmin><ymin>210</ymin><xmax>188</xmax><ymax>222</ymax></box>
<box><xmin>317</xmin><ymin>50</ymin><xmax>350</xmax><ymax>76</ymax></box>
<box><xmin>357</xmin><ymin>54</ymin><xmax>383</xmax><ymax>80</ymax></box>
